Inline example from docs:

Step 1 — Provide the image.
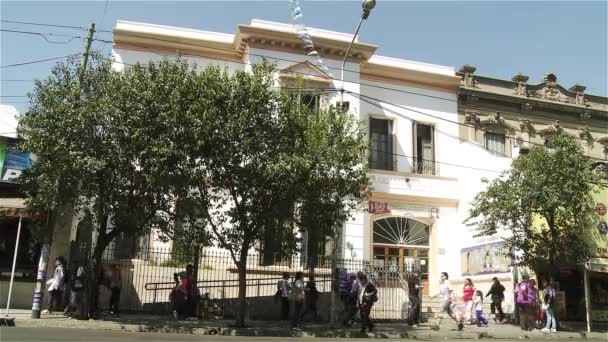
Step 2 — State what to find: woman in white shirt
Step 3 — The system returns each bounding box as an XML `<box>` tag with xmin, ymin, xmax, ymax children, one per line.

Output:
<box><xmin>43</xmin><ymin>257</ymin><xmax>66</xmax><ymax>314</ymax></box>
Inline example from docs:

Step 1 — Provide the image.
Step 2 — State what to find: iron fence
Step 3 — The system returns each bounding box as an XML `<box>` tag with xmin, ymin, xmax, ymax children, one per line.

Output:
<box><xmin>72</xmin><ymin>245</ymin><xmax>421</xmax><ymax>320</ymax></box>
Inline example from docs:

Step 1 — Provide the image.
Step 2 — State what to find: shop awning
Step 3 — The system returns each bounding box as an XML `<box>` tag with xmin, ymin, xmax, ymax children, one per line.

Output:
<box><xmin>0</xmin><ymin>197</ymin><xmax>27</xmax><ymax>217</ymax></box>
<box><xmin>590</xmin><ymin>257</ymin><xmax>608</xmax><ymax>273</ymax></box>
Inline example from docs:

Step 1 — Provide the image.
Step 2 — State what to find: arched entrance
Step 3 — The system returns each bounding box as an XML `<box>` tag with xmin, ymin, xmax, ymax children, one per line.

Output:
<box><xmin>372</xmin><ymin>216</ymin><xmax>430</xmax><ymax>293</ymax></box>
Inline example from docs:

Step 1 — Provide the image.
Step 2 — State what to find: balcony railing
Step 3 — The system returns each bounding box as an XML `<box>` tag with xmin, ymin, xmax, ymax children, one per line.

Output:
<box><xmin>413</xmin><ymin>158</ymin><xmax>436</xmax><ymax>175</ymax></box>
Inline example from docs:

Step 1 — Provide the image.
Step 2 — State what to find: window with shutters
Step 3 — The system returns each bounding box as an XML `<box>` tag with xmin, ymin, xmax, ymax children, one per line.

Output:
<box><xmin>485</xmin><ymin>132</ymin><xmax>506</xmax><ymax>155</ymax></box>
<box><xmin>369</xmin><ymin>118</ymin><xmax>393</xmax><ymax>171</ymax></box>
<box><xmin>413</xmin><ymin>123</ymin><xmax>435</xmax><ymax>175</ymax></box>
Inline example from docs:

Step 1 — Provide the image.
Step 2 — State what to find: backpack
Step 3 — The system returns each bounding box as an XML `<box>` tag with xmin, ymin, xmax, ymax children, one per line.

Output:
<box><xmin>363</xmin><ymin>283</ymin><xmax>378</xmax><ymax>304</ymax></box>
<box><xmin>516</xmin><ymin>282</ymin><xmax>529</xmax><ymax>304</ymax></box>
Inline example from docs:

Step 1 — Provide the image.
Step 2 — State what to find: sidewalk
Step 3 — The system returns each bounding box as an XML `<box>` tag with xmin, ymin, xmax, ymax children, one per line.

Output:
<box><xmin>5</xmin><ymin>309</ymin><xmax>607</xmax><ymax>340</ymax></box>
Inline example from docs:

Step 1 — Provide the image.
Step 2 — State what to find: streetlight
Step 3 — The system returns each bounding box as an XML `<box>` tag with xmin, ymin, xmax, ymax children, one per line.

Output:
<box><xmin>330</xmin><ymin>0</ymin><xmax>376</xmax><ymax>329</ymax></box>
<box><xmin>339</xmin><ymin>0</ymin><xmax>376</xmax><ymax>109</ymax></box>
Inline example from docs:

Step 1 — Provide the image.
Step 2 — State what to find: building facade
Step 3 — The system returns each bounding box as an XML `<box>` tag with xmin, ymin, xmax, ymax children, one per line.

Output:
<box><xmin>111</xmin><ymin>19</ymin><xmax>467</xmax><ymax>297</ymax></box>
<box><xmin>41</xmin><ymin>19</ymin><xmax>607</xmax><ymax>316</ymax></box>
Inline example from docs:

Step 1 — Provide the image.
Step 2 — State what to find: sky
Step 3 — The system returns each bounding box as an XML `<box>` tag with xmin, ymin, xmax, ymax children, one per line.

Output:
<box><xmin>1</xmin><ymin>0</ymin><xmax>607</xmax><ymax>115</ymax></box>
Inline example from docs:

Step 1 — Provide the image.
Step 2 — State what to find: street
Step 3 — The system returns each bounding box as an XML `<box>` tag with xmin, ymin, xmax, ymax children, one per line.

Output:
<box><xmin>0</xmin><ymin>327</ymin><xmax>601</xmax><ymax>342</ymax></box>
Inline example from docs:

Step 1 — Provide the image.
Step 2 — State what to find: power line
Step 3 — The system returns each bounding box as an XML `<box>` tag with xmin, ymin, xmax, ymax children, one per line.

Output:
<box><xmin>98</xmin><ymin>49</ymin><xmax>605</xmax><ymax>161</ymax></box>
<box><xmin>98</xmin><ymin>32</ymin><xmax>604</xmax><ymax>134</ymax></box>
<box><xmin>1</xmin><ymin>20</ymin><xmax>88</xmax><ymax>31</ymax></box>
<box><xmin>351</xmin><ymin>91</ymin><xmax>512</xmax><ymax>159</ymax></box>
<box><xmin>92</xmin><ymin>32</ymin><xmax>458</xmax><ymax>103</ymax></box>
<box><xmin>353</xmin><ymin>91</ymin><xmax>607</xmax><ymax>163</ymax></box>
<box><xmin>1</xmin><ymin>28</ymin><xmax>82</xmax><ymax>44</ymax></box>
<box><xmin>0</xmin><ymin>55</ymin><xmax>77</xmax><ymax>69</ymax></box>
<box><xmin>99</xmin><ymin>0</ymin><xmax>110</xmax><ymax>28</ymax></box>
<box><xmin>350</xmin><ymin>90</ymin><xmax>606</xmax><ymax>161</ymax></box>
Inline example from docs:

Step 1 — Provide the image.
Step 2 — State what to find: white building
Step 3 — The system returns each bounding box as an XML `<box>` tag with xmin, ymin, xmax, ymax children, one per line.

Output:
<box><xmin>109</xmin><ymin>19</ymin><xmax>519</xmax><ymax>301</ymax></box>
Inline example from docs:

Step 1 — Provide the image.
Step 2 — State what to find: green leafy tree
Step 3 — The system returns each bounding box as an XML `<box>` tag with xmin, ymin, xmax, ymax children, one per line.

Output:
<box><xmin>465</xmin><ymin>133</ymin><xmax>600</xmax><ymax>276</ymax></box>
<box><xmin>179</xmin><ymin>64</ymin><xmax>369</xmax><ymax>327</ymax></box>
<box><xmin>19</xmin><ymin>55</ymin><xmax>202</xmax><ymax>314</ymax></box>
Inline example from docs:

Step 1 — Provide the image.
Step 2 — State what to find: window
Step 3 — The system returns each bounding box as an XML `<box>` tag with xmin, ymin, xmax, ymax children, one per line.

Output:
<box><xmin>369</xmin><ymin>118</ymin><xmax>393</xmax><ymax>170</ymax></box>
<box><xmin>413</xmin><ymin>123</ymin><xmax>435</xmax><ymax>175</ymax></box>
<box><xmin>604</xmin><ymin>146</ymin><xmax>608</xmax><ymax>160</ymax></box>
<box><xmin>485</xmin><ymin>132</ymin><xmax>506</xmax><ymax>155</ymax></box>
<box><xmin>336</xmin><ymin>101</ymin><xmax>350</xmax><ymax>112</ymax></box>
<box><xmin>301</xmin><ymin>94</ymin><xmax>320</xmax><ymax>112</ymax></box>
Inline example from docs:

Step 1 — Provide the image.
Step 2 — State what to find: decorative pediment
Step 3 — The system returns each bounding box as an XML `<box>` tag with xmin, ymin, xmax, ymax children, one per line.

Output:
<box><xmin>279</xmin><ymin>61</ymin><xmax>331</xmax><ymax>85</ymax></box>
<box><xmin>537</xmin><ymin>120</ymin><xmax>564</xmax><ymax>136</ymax></box>
<box><xmin>527</xmin><ymin>73</ymin><xmax>590</xmax><ymax>107</ymax></box>
<box><xmin>478</xmin><ymin>112</ymin><xmax>517</xmax><ymax>132</ymax></box>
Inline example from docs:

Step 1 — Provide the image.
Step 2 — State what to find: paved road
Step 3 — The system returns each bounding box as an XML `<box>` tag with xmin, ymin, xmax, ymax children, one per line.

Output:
<box><xmin>0</xmin><ymin>327</ymin><xmax>599</xmax><ymax>342</ymax></box>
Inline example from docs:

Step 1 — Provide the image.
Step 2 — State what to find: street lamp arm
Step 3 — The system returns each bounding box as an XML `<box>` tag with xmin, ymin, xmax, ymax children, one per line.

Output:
<box><xmin>340</xmin><ymin>16</ymin><xmax>364</xmax><ymax>104</ymax></box>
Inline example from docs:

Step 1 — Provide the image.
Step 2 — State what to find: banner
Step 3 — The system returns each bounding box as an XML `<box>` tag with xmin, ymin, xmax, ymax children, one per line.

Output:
<box><xmin>1</xmin><ymin>150</ymin><xmax>32</xmax><ymax>182</ymax></box>
<box><xmin>461</xmin><ymin>241</ymin><xmax>511</xmax><ymax>276</ymax></box>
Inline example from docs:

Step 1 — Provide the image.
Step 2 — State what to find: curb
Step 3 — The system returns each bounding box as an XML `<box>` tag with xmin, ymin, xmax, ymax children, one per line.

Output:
<box><xmin>12</xmin><ymin>319</ymin><xmax>608</xmax><ymax>340</ymax></box>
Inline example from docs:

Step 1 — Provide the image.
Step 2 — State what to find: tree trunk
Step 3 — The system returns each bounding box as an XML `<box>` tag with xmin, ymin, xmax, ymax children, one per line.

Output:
<box><xmin>192</xmin><ymin>245</ymin><xmax>201</xmax><ymax>319</ymax></box>
<box><xmin>235</xmin><ymin>247</ymin><xmax>248</xmax><ymax>327</ymax></box>
<box><xmin>87</xmin><ymin>215</ymin><xmax>109</xmax><ymax>318</ymax></box>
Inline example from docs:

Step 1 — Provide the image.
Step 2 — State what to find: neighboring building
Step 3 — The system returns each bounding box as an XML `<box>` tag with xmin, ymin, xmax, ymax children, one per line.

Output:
<box><xmin>456</xmin><ymin>65</ymin><xmax>608</xmax><ymax>320</ymax></box>
<box><xmin>0</xmin><ymin>104</ymin><xmax>38</xmax><ymax>310</ymax></box>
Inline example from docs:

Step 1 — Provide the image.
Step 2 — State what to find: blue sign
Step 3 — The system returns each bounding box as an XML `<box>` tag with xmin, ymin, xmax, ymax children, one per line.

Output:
<box><xmin>1</xmin><ymin>151</ymin><xmax>32</xmax><ymax>182</ymax></box>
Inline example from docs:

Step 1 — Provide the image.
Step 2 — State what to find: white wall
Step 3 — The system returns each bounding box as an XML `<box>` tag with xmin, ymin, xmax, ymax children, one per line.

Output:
<box><xmin>112</xmin><ymin>48</ymin><xmax>244</xmax><ymax>74</ymax></box>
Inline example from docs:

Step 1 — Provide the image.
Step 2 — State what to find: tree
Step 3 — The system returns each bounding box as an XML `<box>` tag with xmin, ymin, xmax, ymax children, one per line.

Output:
<box><xmin>465</xmin><ymin>133</ymin><xmax>600</xmax><ymax>277</ymax></box>
<box><xmin>179</xmin><ymin>64</ymin><xmax>369</xmax><ymax>327</ymax></box>
<box><xmin>19</xmin><ymin>54</ymin><xmax>201</xmax><ymax>315</ymax></box>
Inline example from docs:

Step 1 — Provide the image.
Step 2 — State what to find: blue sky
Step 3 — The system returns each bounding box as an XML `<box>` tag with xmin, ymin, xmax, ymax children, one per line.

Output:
<box><xmin>1</xmin><ymin>1</ymin><xmax>607</xmax><ymax>114</ymax></box>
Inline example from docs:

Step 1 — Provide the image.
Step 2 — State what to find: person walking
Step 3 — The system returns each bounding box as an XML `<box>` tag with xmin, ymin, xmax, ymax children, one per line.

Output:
<box><xmin>486</xmin><ymin>277</ymin><xmax>505</xmax><ymax>323</ymax></box>
<box><xmin>473</xmin><ymin>290</ymin><xmax>488</xmax><ymax>327</ymax></box>
<box><xmin>301</xmin><ymin>276</ymin><xmax>319</xmax><ymax>322</ymax></box>
<box><xmin>541</xmin><ymin>279</ymin><xmax>557</xmax><ymax>332</ymax></box>
<box><xmin>462</xmin><ymin>278</ymin><xmax>475</xmax><ymax>324</ymax></box>
<box><xmin>341</xmin><ymin>273</ymin><xmax>357</xmax><ymax>327</ymax></box>
<box><xmin>434</xmin><ymin>272</ymin><xmax>463</xmax><ymax>331</ymax></box>
<box><xmin>516</xmin><ymin>275</ymin><xmax>537</xmax><ymax>331</ymax></box>
<box><xmin>63</xmin><ymin>265</ymin><xmax>85</xmax><ymax>317</ymax></box>
<box><xmin>172</xmin><ymin>264</ymin><xmax>194</xmax><ymax>319</ymax></box>
<box><xmin>108</xmin><ymin>264</ymin><xmax>122</xmax><ymax>314</ymax></box>
<box><xmin>529</xmin><ymin>279</ymin><xmax>540</xmax><ymax>329</ymax></box>
<box><xmin>277</xmin><ymin>272</ymin><xmax>291</xmax><ymax>321</ymax></box>
<box><xmin>290</xmin><ymin>272</ymin><xmax>305</xmax><ymax>330</ymax></box>
<box><xmin>407</xmin><ymin>273</ymin><xmax>421</xmax><ymax>327</ymax></box>
<box><xmin>357</xmin><ymin>273</ymin><xmax>378</xmax><ymax>333</ymax></box>
<box><xmin>43</xmin><ymin>257</ymin><xmax>66</xmax><ymax>314</ymax></box>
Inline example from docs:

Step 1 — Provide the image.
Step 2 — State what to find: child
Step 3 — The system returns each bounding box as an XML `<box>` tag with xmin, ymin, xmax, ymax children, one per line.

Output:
<box><xmin>474</xmin><ymin>290</ymin><xmax>488</xmax><ymax>327</ymax></box>
<box><xmin>449</xmin><ymin>296</ymin><xmax>466</xmax><ymax>331</ymax></box>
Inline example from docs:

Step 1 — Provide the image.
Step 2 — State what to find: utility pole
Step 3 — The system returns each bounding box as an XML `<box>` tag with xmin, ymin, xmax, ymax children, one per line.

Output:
<box><xmin>31</xmin><ymin>22</ymin><xmax>96</xmax><ymax>320</ymax></box>
<box><xmin>79</xmin><ymin>22</ymin><xmax>96</xmax><ymax>86</ymax></box>
<box><xmin>78</xmin><ymin>22</ymin><xmax>95</xmax><ymax>321</ymax></box>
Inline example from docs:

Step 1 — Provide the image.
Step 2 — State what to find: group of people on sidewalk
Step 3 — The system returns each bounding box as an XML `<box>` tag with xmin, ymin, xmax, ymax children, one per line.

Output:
<box><xmin>436</xmin><ymin>272</ymin><xmax>507</xmax><ymax>330</ymax></box>
<box><xmin>277</xmin><ymin>270</ymin><xmax>379</xmax><ymax>333</ymax></box>
<box><xmin>276</xmin><ymin>272</ymin><xmax>322</xmax><ymax>330</ymax></box>
<box><xmin>516</xmin><ymin>274</ymin><xmax>558</xmax><ymax>332</ymax></box>
<box><xmin>436</xmin><ymin>271</ymin><xmax>558</xmax><ymax>333</ymax></box>
<box><xmin>42</xmin><ymin>257</ymin><xmax>122</xmax><ymax>317</ymax></box>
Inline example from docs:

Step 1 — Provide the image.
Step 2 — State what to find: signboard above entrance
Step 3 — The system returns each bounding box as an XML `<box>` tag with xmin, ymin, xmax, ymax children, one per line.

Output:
<box><xmin>0</xmin><ymin>138</ymin><xmax>32</xmax><ymax>183</ymax></box>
